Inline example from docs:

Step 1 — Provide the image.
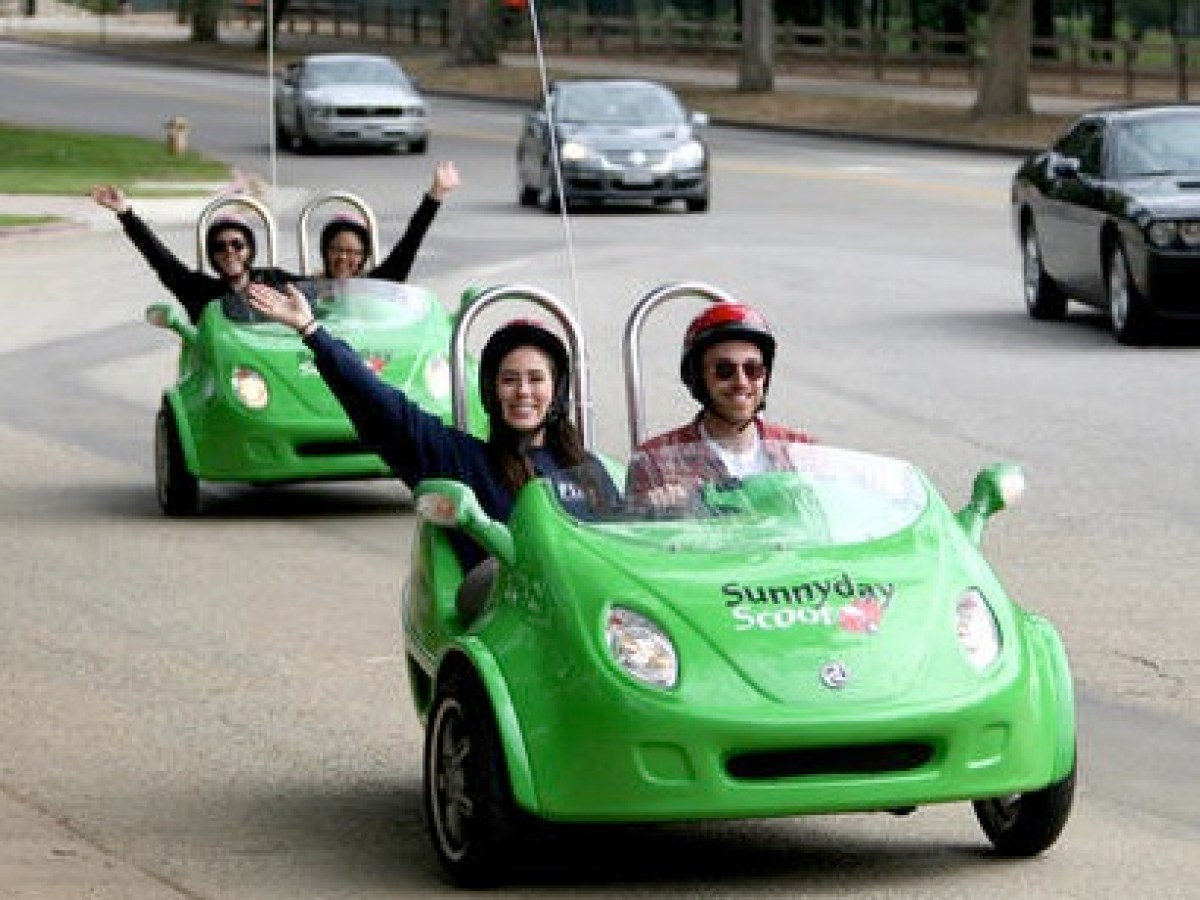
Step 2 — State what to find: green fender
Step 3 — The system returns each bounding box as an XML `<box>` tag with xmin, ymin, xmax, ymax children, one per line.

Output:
<box><xmin>1028</xmin><ymin>613</ymin><xmax>1077</xmax><ymax>780</ymax></box>
<box><xmin>161</xmin><ymin>389</ymin><xmax>201</xmax><ymax>478</ymax></box>
<box><xmin>441</xmin><ymin>639</ymin><xmax>539</xmax><ymax>813</ymax></box>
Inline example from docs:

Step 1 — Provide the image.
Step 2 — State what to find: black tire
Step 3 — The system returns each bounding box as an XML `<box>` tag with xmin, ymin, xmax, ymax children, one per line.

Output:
<box><xmin>294</xmin><ymin>113</ymin><xmax>314</xmax><ymax>153</ymax></box>
<box><xmin>686</xmin><ymin>193</ymin><xmax>710</xmax><ymax>213</ymax></box>
<box><xmin>1021</xmin><ymin>219</ymin><xmax>1067</xmax><ymax>320</ymax></box>
<box><xmin>410</xmin><ymin>136</ymin><xmax>429</xmax><ymax>154</ymax></box>
<box><xmin>538</xmin><ymin>164</ymin><xmax>561</xmax><ymax>214</ymax></box>
<box><xmin>974</xmin><ymin>762</ymin><xmax>1076</xmax><ymax>857</ymax></box>
<box><xmin>155</xmin><ymin>402</ymin><xmax>199</xmax><ymax>516</ymax></box>
<box><xmin>1107</xmin><ymin>241</ymin><xmax>1155</xmax><ymax>345</ymax></box>
<box><xmin>423</xmin><ymin>671</ymin><xmax>522</xmax><ymax>887</ymax></box>
<box><xmin>518</xmin><ymin>180</ymin><xmax>538</xmax><ymax>207</ymax></box>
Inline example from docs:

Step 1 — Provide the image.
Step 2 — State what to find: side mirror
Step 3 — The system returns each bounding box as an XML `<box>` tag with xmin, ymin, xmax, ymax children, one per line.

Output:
<box><xmin>145</xmin><ymin>303</ymin><xmax>197</xmax><ymax>344</ymax></box>
<box><xmin>1050</xmin><ymin>154</ymin><xmax>1081</xmax><ymax>179</ymax></box>
<box><xmin>691</xmin><ymin>111</ymin><xmax>710</xmax><ymax>127</ymax></box>
<box><xmin>415</xmin><ymin>479</ymin><xmax>515</xmax><ymax>566</ymax></box>
<box><xmin>956</xmin><ymin>463</ymin><xmax>1025</xmax><ymax>546</ymax></box>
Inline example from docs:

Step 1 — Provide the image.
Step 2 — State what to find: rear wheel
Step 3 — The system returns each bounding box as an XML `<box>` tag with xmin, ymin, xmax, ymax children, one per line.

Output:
<box><xmin>1021</xmin><ymin>220</ymin><xmax>1067</xmax><ymax>320</ymax></box>
<box><xmin>155</xmin><ymin>402</ymin><xmax>199</xmax><ymax>516</ymax></box>
<box><xmin>1107</xmin><ymin>241</ymin><xmax>1154</xmax><ymax>345</ymax></box>
<box><xmin>424</xmin><ymin>671</ymin><xmax>523</xmax><ymax>887</ymax></box>
<box><xmin>974</xmin><ymin>762</ymin><xmax>1075</xmax><ymax>857</ymax></box>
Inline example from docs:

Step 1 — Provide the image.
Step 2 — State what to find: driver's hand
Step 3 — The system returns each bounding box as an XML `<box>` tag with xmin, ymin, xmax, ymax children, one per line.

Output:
<box><xmin>247</xmin><ymin>282</ymin><xmax>313</xmax><ymax>332</ymax></box>
<box><xmin>643</xmin><ymin>482</ymin><xmax>690</xmax><ymax>510</ymax></box>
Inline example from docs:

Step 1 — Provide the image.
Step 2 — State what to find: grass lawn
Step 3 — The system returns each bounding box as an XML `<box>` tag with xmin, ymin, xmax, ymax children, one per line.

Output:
<box><xmin>0</xmin><ymin>121</ymin><xmax>230</xmax><ymax>196</ymax></box>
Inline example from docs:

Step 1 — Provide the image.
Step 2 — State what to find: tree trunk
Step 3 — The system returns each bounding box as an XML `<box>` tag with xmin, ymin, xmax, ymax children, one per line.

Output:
<box><xmin>449</xmin><ymin>0</ymin><xmax>500</xmax><ymax>65</ymax></box>
<box><xmin>738</xmin><ymin>0</ymin><xmax>774</xmax><ymax>92</ymax></box>
<box><xmin>189</xmin><ymin>0</ymin><xmax>221</xmax><ymax>43</ymax></box>
<box><xmin>972</xmin><ymin>0</ymin><xmax>1030</xmax><ymax>118</ymax></box>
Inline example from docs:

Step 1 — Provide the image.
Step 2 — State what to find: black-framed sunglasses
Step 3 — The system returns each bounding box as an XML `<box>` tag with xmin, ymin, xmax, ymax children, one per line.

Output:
<box><xmin>212</xmin><ymin>238</ymin><xmax>247</xmax><ymax>253</ymax></box>
<box><xmin>710</xmin><ymin>359</ymin><xmax>767</xmax><ymax>381</ymax></box>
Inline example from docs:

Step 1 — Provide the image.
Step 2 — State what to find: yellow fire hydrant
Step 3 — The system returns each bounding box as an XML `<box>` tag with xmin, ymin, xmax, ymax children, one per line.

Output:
<box><xmin>166</xmin><ymin>116</ymin><xmax>189</xmax><ymax>156</ymax></box>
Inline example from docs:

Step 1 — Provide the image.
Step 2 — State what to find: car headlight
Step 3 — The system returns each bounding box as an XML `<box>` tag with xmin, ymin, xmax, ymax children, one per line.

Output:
<box><xmin>232</xmin><ymin>366</ymin><xmax>269</xmax><ymax>410</ymax></box>
<box><xmin>605</xmin><ymin>606</ymin><xmax>678</xmax><ymax>689</ymax></box>
<box><xmin>955</xmin><ymin>589</ymin><xmax>1000</xmax><ymax>671</ymax></box>
<box><xmin>424</xmin><ymin>353</ymin><xmax>450</xmax><ymax>401</ymax></box>
<box><xmin>560</xmin><ymin>140</ymin><xmax>593</xmax><ymax>163</ymax></box>
<box><xmin>668</xmin><ymin>139</ymin><xmax>705</xmax><ymax>169</ymax></box>
<box><xmin>1146</xmin><ymin>219</ymin><xmax>1200</xmax><ymax>249</ymax></box>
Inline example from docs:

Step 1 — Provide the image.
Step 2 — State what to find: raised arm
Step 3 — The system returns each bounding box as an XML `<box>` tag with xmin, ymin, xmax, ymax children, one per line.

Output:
<box><xmin>369</xmin><ymin>161</ymin><xmax>460</xmax><ymax>283</ymax></box>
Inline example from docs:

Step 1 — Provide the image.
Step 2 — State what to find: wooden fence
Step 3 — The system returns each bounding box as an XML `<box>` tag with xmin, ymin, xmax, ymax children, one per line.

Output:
<box><xmin>227</xmin><ymin>5</ymin><xmax>1200</xmax><ymax>102</ymax></box>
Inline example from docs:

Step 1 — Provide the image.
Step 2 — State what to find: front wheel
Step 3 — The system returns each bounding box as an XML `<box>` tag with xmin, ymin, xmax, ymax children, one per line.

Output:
<box><xmin>424</xmin><ymin>671</ymin><xmax>523</xmax><ymax>887</ymax></box>
<box><xmin>686</xmin><ymin>193</ymin><xmax>710</xmax><ymax>213</ymax></box>
<box><xmin>974</xmin><ymin>763</ymin><xmax>1075</xmax><ymax>857</ymax></box>
<box><xmin>410</xmin><ymin>136</ymin><xmax>429</xmax><ymax>154</ymax></box>
<box><xmin>155</xmin><ymin>403</ymin><xmax>199</xmax><ymax>516</ymax></box>
<box><xmin>1107</xmin><ymin>242</ymin><xmax>1154</xmax><ymax>345</ymax></box>
<box><xmin>1021</xmin><ymin>220</ymin><xmax>1067</xmax><ymax>320</ymax></box>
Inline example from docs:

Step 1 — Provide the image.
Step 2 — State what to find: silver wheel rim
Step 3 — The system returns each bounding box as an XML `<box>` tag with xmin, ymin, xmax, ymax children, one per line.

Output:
<box><xmin>1022</xmin><ymin>230</ymin><xmax>1042</xmax><ymax>309</ymax></box>
<box><xmin>428</xmin><ymin>698</ymin><xmax>473</xmax><ymax>862</ymax></box>
<box><xmin>1109</xmin><ymin>249</ymin><xmax>1129</xmax><ymax>331</ymax></box>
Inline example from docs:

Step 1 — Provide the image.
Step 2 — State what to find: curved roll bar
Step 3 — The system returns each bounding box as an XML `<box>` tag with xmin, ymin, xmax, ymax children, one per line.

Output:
<box><xmin>450</xmin><ymin>284</ymin><xmax>593</xmax><ymax>451</ymax></box>
<box><xmin>622</xmin><ymin>281</ymin><xmax>740</xmax><ymax>451</ymax></box>
<box><xmin>296</xmin><ymin>190</ymin><xmax>381</xmax><ymax>277</ymax></box>
<box><xmin>195</xmin><ymin>194</ymin><xmax>278</xmax><ymax>272</ymax></box>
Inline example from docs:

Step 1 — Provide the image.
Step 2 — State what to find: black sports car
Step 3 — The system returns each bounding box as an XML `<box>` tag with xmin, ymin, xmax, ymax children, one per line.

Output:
<box><xmin>516</xmin><ymin>78</ymin><xmax>710</xmax><ymax>213</ymax></box>
<box><xmin>1011</xmin><ymin>103</ymin><xmax>1200</xmax><ymax>344</ymax></box>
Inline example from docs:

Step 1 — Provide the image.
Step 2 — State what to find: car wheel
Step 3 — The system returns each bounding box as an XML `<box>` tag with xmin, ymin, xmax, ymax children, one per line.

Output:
<box><xmin>973</xmin><ymin>762</ymin><xmax>1075</xmax><ymax>857</ymax></box>
<box><xmin>410</xmin><ymin>137</ymin><xmax>429</xmax><ymax>154</ymax></box>
<box><xmin>155</xmin><ymin>402</ymin><xmax>199</xmax><ymax>516</ymax></box>
<box><xmin>538</xmin><ymin>165</ymin><xmax>561</xmax><ymax>214</ymax></box>
<box><xmin>293</xmin><ymin>113</ymin><xmax>314</xmax><ymax>153</ymax></box>
<box><xmin>518</xmin><ymin>176</ymin><xmax>538</xmax><ymax>207</ymax></box>
<box><xmin>1107</xmin><ymin>241</ymin><xmax>1154</xmax><ymax>345</ymax></box>
<box><xmin>686</xmin><ymin>193</ymin><xmax>710</xmax><ymax>213</ymax></box>
<box><xmin>1021</xmin><ymin>220</ymin><xmax>1067</xmax><ymax>320</ymax></box>
<box><xmin>424</xmin><ymin>670</ymin><xmax>522</xmax><ymax>887</ymax></box>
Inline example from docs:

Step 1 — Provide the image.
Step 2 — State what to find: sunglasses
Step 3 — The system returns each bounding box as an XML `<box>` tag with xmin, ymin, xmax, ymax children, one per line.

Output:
<box><xmin>212</xmin><ymin>238</ymin><xmax>247</xmax><ymax>253</ymax></box>
<box><xmin>710</xmin><ymin>359</ymin><xmax>767</xmax><ymax>381</ymax></box>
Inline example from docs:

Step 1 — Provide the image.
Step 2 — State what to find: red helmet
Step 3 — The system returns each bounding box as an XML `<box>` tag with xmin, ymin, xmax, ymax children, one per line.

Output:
<box><xmin>205</xmin><ymin>214</ymin><xmax>257</xmax><ymax>271</ymax></box>
<box><xmin>680</xmin><ymin>302</ymin><xmax>775</xmax><ymax>404</ymax></box>
<box><xmin>480</xmin><ymin>319</ymin><xmax>571</xmax><ymax>424</ymax></box>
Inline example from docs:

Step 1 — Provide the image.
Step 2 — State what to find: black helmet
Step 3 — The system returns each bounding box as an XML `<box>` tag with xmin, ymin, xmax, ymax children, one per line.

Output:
<box><xmin>319</xmin><ymin>215</ymin><xmax>372</xmax><ymax>274</ymax></box>
<box><xmin>680</xmin><ymin>302</ymin><xmax>775</xmax><ymax>406</ymax></box>
<box><xmin>205</xmin><ymin>214</ymin><xmax>257</xmax><ymax>272</ymax></box>
<box><xmin>480</xmin><ymin>319</ymin><xmax>571</xmax><ymax>425</ymax></box>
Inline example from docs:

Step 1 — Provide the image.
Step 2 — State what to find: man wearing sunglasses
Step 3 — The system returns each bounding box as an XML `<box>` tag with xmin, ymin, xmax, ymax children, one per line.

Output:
<box><xmin>626</xmin><ymin>301</ymin><xmax>815</xmax><ymax>506</ymax></box>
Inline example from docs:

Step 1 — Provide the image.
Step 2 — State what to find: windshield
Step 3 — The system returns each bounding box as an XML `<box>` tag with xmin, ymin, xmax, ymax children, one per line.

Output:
<box><xmin>1113</xmin><ymin>113</ymin><xmax>1200</xmax><ymax>176</ymax></box>
<box><xmin>305</xmin><ymin>58</ymin><xmax>411</xmax><ymax>90</ymax></box>
<box><xmin>221</xmin><ymin>278</ymin><xmax>434</xmax><ymax>328</ymax></box>
<box><xmin>548</xmin><ymin>442</ymin><xmax>928</xmax><ymax>551</ymax></box>
<box><xmin>554</xmin><ymin>82</ymin><xmax>687</xmax><ymax>126</ymax></box>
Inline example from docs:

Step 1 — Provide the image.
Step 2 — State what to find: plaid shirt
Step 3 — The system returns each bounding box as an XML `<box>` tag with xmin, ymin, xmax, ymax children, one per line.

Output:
<box><xmin>626</xmin><ymin>414</ymin><xmax>816</xmax><ymax>501</ymax></box>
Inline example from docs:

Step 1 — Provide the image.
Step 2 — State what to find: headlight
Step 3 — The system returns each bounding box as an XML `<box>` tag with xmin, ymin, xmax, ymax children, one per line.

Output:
<box><xmin>668</xmin><ymin>140</ymin><xmax>705</xmax><ymax>169</ymax></box>
<box><xmin>560</xmin><ymin>140</ymin><xmax>592</xmax><ymax>163</ymax></box>
<box><xmin>424</xmin><ymin>353</ymin><xmax>450</xmax><ymax>401</ymax></box>
<box><xmin>1146</xmin><ymin>219</ymin><xmax>1200</xmax><ymax>249</ymax></box>
<box><xmin>232</xmin><ymin>366</ymin><xmax>269</xmax><ymax>410</ymax></box>
<box><xmin>955</xmin><ymin>589</ymin><xmax>1000</xmax><ymax>671</ymax></box>
<box><xmin>605</xmin><ymin>606</ymin><xmax>678</xmax><ymax>689</ymax></box>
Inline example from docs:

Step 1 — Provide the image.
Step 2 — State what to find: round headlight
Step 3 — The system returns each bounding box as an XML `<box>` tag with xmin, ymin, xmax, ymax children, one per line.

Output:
<box><xmin>232</xmin><ymin>366</ymin><xmax>269</xmax><ymax>410</ymax></box>
<box><xmin>1147</xmin><ymin>220</ymin><xmax>1179</xmax><ymax>248</ymax></box>
<box><xmin>955</xmin><ymin>589</ymin><xmax>1000</xmax><ymax>671</ymax></box>
<box><xmin>605</xmin><ymin>606</ymin><xmax>678</xmax><ymax>689</ymax></box>
<box><xmin>1179</xmin><ymin>221</ymin><xmax>1200</xmax><ymax>248</ymax></box>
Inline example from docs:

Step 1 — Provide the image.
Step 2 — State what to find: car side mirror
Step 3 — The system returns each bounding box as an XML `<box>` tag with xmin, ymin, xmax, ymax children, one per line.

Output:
<box><xmin>691</xmin><ymin>111</ymin><xmax>709</xmax><ymax>127</ymax></box>
<box><xmin>1050</xmin><ymin>155</ymin><xmax>1081</xmax><ymax>179</ymax></box>
<box><xmin>145</xmin><ymin>303</ymin><xmax>197</xmax><ymax>344</ymax></box>
<box><xmin>415</xmin><ymin>479</ymin><xmax>515</xmax><ymax>566</ymax></box>
<box><xmin>956</xmin><ymin>463</ymin><xmax>1025</xmax><ymax>546</ymax></box>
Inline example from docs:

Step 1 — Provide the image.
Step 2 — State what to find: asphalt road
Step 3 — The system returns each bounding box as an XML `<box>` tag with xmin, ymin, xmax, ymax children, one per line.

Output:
<box><xmin>0</xmin><ymin>41</ymin><xmax>1197</xmax><ymax>898</ymax></box>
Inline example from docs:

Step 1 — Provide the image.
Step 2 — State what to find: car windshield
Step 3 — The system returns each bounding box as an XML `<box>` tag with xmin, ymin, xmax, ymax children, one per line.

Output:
<box><xmin>305</xmin><ymin>58</ymin><xmax>411</xmax><ymax>89</ymax></box>
<box><xmin>1112</xmin><ymin>113</ymin><xmax>1200</xmax><ymax>176</ymax></box>
<box><xmin>548</xmin><ymin>442</ymin><xmax>929</xmax><ymax>551</ymax></box>
<box><xmin>221</xmin><ymin>278</ymin><xmax>434</xmax><ymax>328</ymax></box>
<box><xmin>554</xmin><ymin>82</ymin><xmax>687</xmax><ymax>125</ymax></box>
